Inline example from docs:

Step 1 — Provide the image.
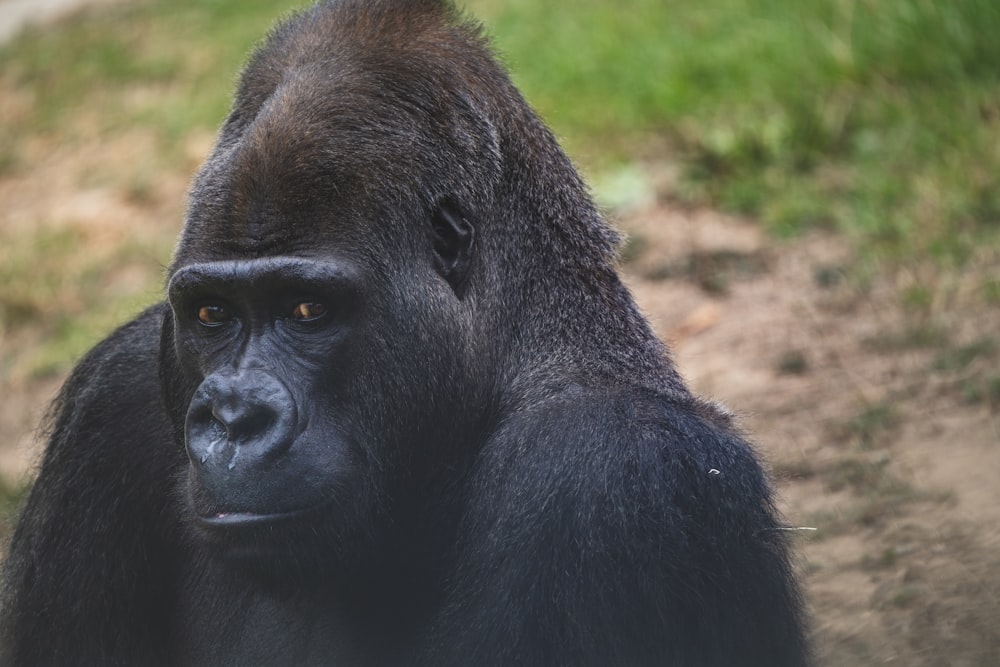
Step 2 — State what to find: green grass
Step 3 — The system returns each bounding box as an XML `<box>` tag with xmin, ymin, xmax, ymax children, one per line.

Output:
<box><xmin>0</xmin><ymin>0</ymin><xmax>998</xmax><ymax>379</ymax></box>
<box><xmin>0</xmin><ymin>0</ymin><xmax>311</xmax><ymax>164</ymax></box>
<box><xmin>0</xmin><ymin>225</ymin><xmax>170</xmax><ymax>379</ymax></box>
<box><xmin>0</xmin><ymin>476</ymin><xmax>28</xmax><ymax>538</ymax></box>
<box><xmin>469</xmin><ymin>0</ymin><xmax>1000</xmax><ymax>266</ymax></box>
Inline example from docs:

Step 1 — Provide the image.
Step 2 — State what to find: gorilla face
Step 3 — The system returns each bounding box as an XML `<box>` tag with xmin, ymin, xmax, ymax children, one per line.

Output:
<box><xmin>162</xmin><ymin>149</ymin><xmax>480</xmax><ymax>565</ymax></box>
<box><xmin>164</xmin><ymin>223</ymin><xmax>477</xmax><ymax>566</ymax></box>
<box><xmin>167</xmin><ymin>256</ymin><xmax>367</xmax><ymax>528</ymax></box>
<box><xmin>154</xmin><ymin>42</ymin><xmax>491</xmax><ymax>563</ymax></box>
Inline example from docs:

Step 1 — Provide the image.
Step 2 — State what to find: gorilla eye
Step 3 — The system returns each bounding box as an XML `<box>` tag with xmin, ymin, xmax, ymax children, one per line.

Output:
<box><xmin>197</xmin><ymin>305</ymin><xmax>232</xmax><ymax>326</ymax></box>
<box><xmin>291</xmin><ymin>302</ymin><xmax>328</xmax><ymax>321</ymax></box>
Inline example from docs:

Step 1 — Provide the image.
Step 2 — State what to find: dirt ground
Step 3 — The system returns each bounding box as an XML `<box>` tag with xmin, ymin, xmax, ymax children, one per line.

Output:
<box><xmin>622</xmin><ymin>199</ymin><xmax>1000</xmax><ymax>665</ymax></box>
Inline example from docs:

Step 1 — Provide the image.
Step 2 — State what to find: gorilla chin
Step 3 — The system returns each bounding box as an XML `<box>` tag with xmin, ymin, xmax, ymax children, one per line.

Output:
<box><xmin>189</xmin><ymin>485</ymin><xmax>363</xmax><ymax>575</ymax></box>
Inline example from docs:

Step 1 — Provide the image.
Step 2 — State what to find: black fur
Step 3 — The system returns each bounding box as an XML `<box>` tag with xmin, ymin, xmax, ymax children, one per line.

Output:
<box><xmin>1</xmin><ymin>1</ymin><xmax>810</xmax><ymax>664</ymax></box>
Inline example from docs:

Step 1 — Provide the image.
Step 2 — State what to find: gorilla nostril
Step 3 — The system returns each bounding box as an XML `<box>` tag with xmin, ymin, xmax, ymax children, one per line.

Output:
<box><xmin>213</xmin><ymin>404</ymin><xmax>277</xmax><ymax>443</ymax></box>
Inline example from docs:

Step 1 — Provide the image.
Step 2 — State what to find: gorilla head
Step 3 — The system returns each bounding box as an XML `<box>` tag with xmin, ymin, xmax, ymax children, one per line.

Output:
<box><xmin>160</xmin><ymin>0</ymin><xmax>578</xmax><ymax>566</ymax></box>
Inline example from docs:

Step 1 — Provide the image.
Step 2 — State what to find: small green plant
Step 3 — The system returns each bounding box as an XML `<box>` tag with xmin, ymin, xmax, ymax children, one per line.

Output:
<box><xmin>826</xmin><ymin>457</ymin><xmax>889</xmax><ymax>494</ymax></box>
<box><xmin>983</xmin><ymin>279</ymin><xmax>1000</xmax><ymax>304</ymax></box>
<box><xmin>841</xmin><ymin>403</ymin><xmax>898</xmax><ymax>450</ymax></box>
<box><xmin>933</xmin><ymin>338</ymin><xmax>996</xmax><ymax>372</ymax></box>
<box><xmin>963</xmin><ymin>375</ymin><xmax>1000</xmax><ymax>407</ymax></box>
<box><xmin>0</xmin><ymin>477</ymin><xmax>28</xmax><ymax>537</ymax></box>
<box><xmin>770</xmin><ymin>459</ymin><xmax>815</xmax><ymax>482</ymax></box>
<box><xmin>865</xmin><ymin>325</ymin><xmax>949</xmax><ymax>352</ymax></box>
<box><xmin>862</xmin><ymin>547</ymin><xmax>899</xmax><ymax>571</ymax></box>
<box><xmin>776</xmin><ymin>350</ymin><xmax>809</xmax><ymax>376</ymax></box>
<box><xmin>890</xmin><ymin>585</ymin><xmax>923</xmax><ymax>609</ymax></box>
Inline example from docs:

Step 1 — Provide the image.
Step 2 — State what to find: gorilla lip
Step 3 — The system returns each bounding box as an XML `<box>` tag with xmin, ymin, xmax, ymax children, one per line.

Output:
<box><xmin>197</xmin><ymin>507</ymin><xmax>317</xmax><ymax>529</ymax></box>
<box><xmin>194</xmin><ymin>491</ymin><xmax>340</xmax><ymax>531</ymax></box>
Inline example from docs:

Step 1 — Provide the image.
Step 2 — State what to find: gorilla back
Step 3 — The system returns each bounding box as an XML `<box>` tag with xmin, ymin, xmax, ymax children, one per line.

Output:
<box><xmin>1</xmin><ymin>1</ymin><xmax>810</xmax><ymax>665</ymax></box>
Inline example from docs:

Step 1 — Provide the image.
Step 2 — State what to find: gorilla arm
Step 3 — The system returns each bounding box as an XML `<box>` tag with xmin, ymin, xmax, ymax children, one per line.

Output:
<box><xmin>428</xmin><ymin>388</ymin><xmax>809</xmax><ymax>667</ymax></box>
<box><xmin>0</xmin><ymin>305</ymin><xmax>181</xmax><ymax>666</ymax></box>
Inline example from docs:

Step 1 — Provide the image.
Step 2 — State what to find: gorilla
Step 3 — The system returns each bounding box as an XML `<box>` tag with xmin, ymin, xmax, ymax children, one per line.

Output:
<box><xmin>1</xmin><ymin>1</ymin><xmax>810</xmax><ymax>664</ymax></box>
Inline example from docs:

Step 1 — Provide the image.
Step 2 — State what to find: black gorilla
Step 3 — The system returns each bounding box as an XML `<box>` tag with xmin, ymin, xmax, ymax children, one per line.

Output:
<box><xmin>0</xmin><ymin>1</ymin><xmax>810</xmax><ymax>664</ymax></box>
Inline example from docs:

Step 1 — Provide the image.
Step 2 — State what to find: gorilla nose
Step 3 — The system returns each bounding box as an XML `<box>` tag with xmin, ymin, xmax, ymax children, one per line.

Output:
<box><xmin>211</xmin><ymin>400</ymin><xmax>277</xmax><ymax>444</ymax></box>
<box><xmin>185</xmin><ymin>370</ymin><xmax>298</xmax><ymax>472</ymax></box>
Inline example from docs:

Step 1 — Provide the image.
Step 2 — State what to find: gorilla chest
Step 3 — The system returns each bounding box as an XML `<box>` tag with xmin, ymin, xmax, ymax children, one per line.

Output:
<box><xmin>172</xmin><ymin>575</ymin><xmax>360</xmax><ymax>665</ymax></box>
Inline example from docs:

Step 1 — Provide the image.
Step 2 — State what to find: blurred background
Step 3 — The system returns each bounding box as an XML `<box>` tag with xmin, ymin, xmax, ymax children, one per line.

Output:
<box><xmin>0</xmin><ymin>0</ymin><xmax>997</xmax><ymax>663</ymax></box>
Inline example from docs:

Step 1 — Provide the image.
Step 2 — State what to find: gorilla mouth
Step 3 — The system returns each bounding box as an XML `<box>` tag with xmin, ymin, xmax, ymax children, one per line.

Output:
<box><xmin>199</xmin><ymin>511</ymin><xmax>297</xmax><ymax>527</ymax></box>
<box><xmin>192</xmin><ymin>500</ymin><xmax>343</xmax><ymax>565</ymax></box>
<box><xmin>196</xmin><ymin>504</ymin><xmax>325</xmax><ymax>530</ymax></box>
<box><xmin>193</xmin><ymin>492</ymin><xmax>339</xmax><ymax>534</ymax></box>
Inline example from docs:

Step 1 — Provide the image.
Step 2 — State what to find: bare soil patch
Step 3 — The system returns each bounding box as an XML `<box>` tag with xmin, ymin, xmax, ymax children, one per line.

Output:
<box><xmin>621</xmin><ymin>203</ymin><xmax>1000</xmax><ymax>665</ymax></box>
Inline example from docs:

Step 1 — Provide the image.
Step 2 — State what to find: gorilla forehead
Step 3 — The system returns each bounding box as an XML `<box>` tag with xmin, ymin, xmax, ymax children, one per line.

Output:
<box><xmin>180</xmin><ymin>80</ymin><xmax>465</xmax><ymax>260</ymax></box>
<box><xmin>176</xmin><ymin>2</ymin><xmax>503</xmax><ymax>263</ymax></box>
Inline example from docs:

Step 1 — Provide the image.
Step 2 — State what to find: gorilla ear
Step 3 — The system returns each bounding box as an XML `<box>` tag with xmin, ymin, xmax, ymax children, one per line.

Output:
<box><xmin>430</xmin><ymin>200</ymin><xmax>475</xmax><ymax>295</ymax></box>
